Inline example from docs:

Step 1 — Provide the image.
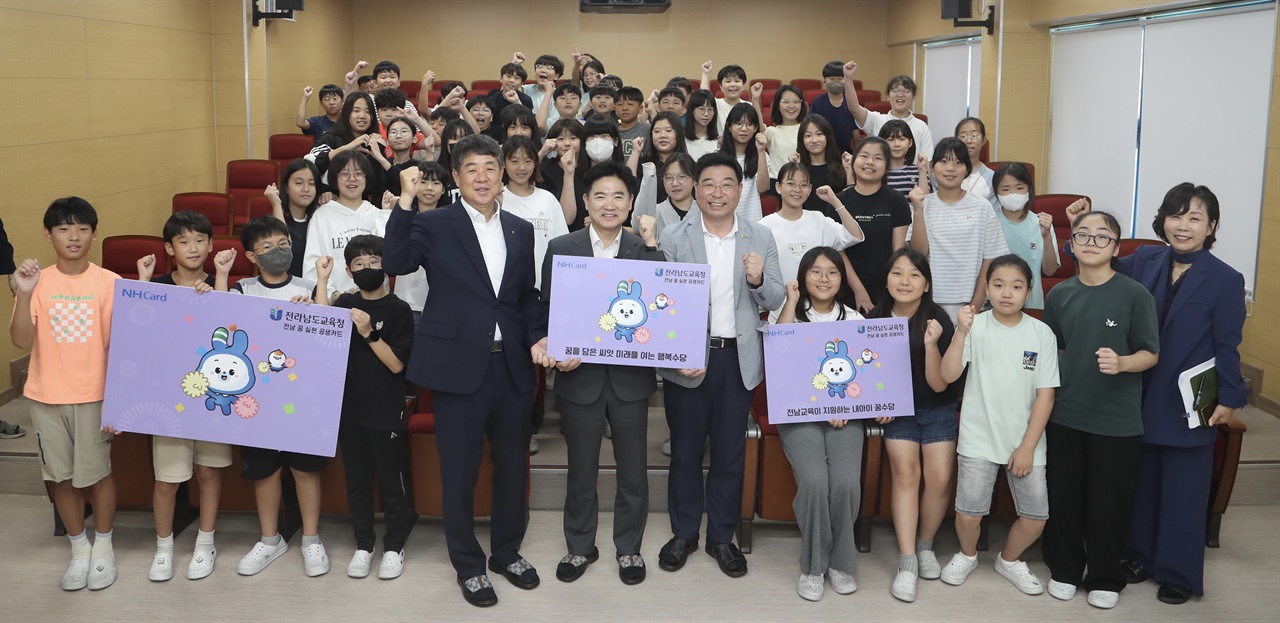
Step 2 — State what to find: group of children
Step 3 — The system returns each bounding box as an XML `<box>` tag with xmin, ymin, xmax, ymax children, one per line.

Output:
<box><xmin>12</xmin><ymin>50</ymin><xmax>1166</xmax><ymax>612</ymax></box>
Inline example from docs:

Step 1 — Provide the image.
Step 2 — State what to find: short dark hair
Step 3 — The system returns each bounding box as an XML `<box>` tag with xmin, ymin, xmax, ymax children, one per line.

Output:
<box><xmin>1153</xmin><ymin>182</ymin><xmax>1220</xmax><ymax>249</ymax></box>
<box><xmin>822</xmin><ymin>61</ymin><xmax>844</xmax><ymax>78</ymax></box>
<box><xmin>163</xmin><ymin>210</ymin><xmax>214</xmax><ymax>243</ymax></box>
<box><xmin>991</xmin><ymin>162</ymin><xmax>1036</xmax><ymax>210</ymax></box>
<box><xmin>987</xmin><ymin>253</ymin><xmax>1034</xmax><ymax>285</ymax></box>
<box><xmin>499</xmin><ymin>104</ymin><xmax>538</xmax><ymax>143</ymax></box>
<box><xmin>465</xmin><ymin>95</ymin><xmax>492</xmax><ymax>112</ymax></box>
<box><xmin>280</xmin><ymin>159</ymin><xmax>322</xmax><ymax>217</ymax></box>
<box><xmin>657</xmin><ymin>87</ymin><xmax>687</xmax><ymax>105</ymax></box>
<box><xmin>43</xmin><ymin>197</ymin><xmax>98</xmax><ymax>232</ymax></box>
<box><xmin>374</xmin><ymin>87</ymin><xmax>406</xmax><ymax>111</ymax></box>
<box><xmin>344</xmin><ymin>234</ymin><xmax>383</xmax><ymax>266</ymax></box>
<box><xmin>357</xmin><ymin>75</ymin><xmax>373</xmax><ymax>87</ymax></box>
<box><xmin>588</xmin><ymin>85</ymin><xmax>617</xmax><ymax>101</ymax></box>
<box><xmin>438</xmin><ymin>118</ymin><xmax>476</xmax><ymax>171</ymax></box>
<box><xmin>717</xmin><ymin>64</ymin><xmax>747</xmax><ymax>83</ymax></box>
<box><xmin>500</xmin><ymin>62</ymin><xmax>528</xmax><ymax>81</ymax></box>
<box><xmin>877</xmin><ymin>119</ymin><xmax>916</xmax><ymax>163</ymax></box>
<box><xmin>665</xmin><ymin>77</ymin><xmax>693</xmax><ymax>95</ymax></box>
<box><xmin>776</xmin><ymin>161</ymin><xmax>810</xmax><ymax>185</ymax></box>
<box><xmin>694</xmin><ymin>151</ymin><xmax>743</xmax><ymax>184</ymax></box>
<box><xmin>930</xmin><ymin>137</ymin><xmax>971</xmax><ymax>176</ymax></box>
<box><xmin>956</xmin><ymin>116</ymin><xmax>986</xmax><ymax>136</ymax></box>
<box><xmin>599</xmin><ymin>74</ymin><xmax>624</xmax><ymax>91</ymax></box>
<box><xmin>318</xmin><ymin>83</ymin><xmax>343</xmax><ymax>100</ymax></box>
<box><xmin>435</xmin><ymin>80</ymin><xmax>466</xmax><ymax>105</ymax></box>
<box><xmin>502</xmin><ymin>136</ymin><xmax>541</xmax><ymax>184</ymax></box>
<box><xmin>660</xmin><ymin>153</ymin><xmax>695</xmax><ymax>181</ymax></box>
<box><xmin>372</xmin><ymin>61</ymin><xmax>400</xmax><ymax>79</ymax></box>
<box><xmin>886</xmin><ymin>75</ymin><xmax>918</xmax><ymax>96</ymax></box>
<box><xmin>414</xmin><ymin>160</ymin><xmax>451</xmax><ymax>186</ymax></box>
<box><xmin>239</xmin><ymin>215</ymin><xmax>291</xmax><ymax>253</ymax></box>
<box><xmin>582</xmin><ymin>115</ymin><xmax>623</xmax><ymax>162</ymax></box>
<box><xmin>583</xmin><ymin>160</ymin><xmax>635</xmax><ymax>195</ymax></box>
<box><xmin>450</xmin><ymin>134</ymin><xmax>503</xmax><ymax>173</ymax></box>
<box><xmin>328</xmin><ymin>149</ymin><xmax>379</xmax><ymax>196</ymax></box>
<box><xmin>684</xmin><ymin>89</ymin><xmax>719</xmax><ymax>142</ymax></box>
<box><xmin>553</xmin><ymin>82</ymin><xmax>582</xmax><ymax>100</ymax></box>
<box><xmin>534</xmin><ymin>54</ymin><xmax>564</xmax><ymax>77</ymax></box>
<box><xmin>429</xmin><ymin>107</ymin><xmax>461</xmax><ymax>123</ymax></box>
<box><xmin>617</xmin><ymin>86</ymin><xmax>645</xmax><ymax>103</ymax></box>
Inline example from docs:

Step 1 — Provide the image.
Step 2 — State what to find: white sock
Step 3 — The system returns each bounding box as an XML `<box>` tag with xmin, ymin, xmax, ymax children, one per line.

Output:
<box><xmin>92</xmin><ymin>530</ymin><xmax>114</xmax><ymax>558</ymax></box>
<box><xmin>959</xmin><ymin>551</ymin><xmax>977</xmax><ymax>562</ymax></box>
<box><xmin>69</xmin><ymin>531</ymin><xmax>91</xmax><ymax>559</ymax></box>
<box><xmin>156</xmin><ymin>534</ymin><xmax>175</xmax><ymax>552</ymax></box>
<box><xmin>195</xmin><ymin>530</ymin><xmax>215</xmax><ymax>550</ymax></box>
<box><xmin>261</xmin><ymin>534</ymin><xmax>282</xmax><ymax>546</ymax></box>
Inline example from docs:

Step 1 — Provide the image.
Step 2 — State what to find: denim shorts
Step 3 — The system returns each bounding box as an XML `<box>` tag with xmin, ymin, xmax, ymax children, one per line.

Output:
<box><xmin>882</xmin><ymin>402</ymin><xmax>958</xmax><ymax>445</ymax></box>
<box><xmin>954</xmin><ymin>454</ymin><xmax>1049</xmax><ymax>520</ymax></box>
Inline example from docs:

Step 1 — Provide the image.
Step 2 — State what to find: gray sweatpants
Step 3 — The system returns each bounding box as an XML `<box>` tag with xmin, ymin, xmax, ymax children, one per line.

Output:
<box><xmin>777</xmin><ymin>420</ymin><xmax>864</xmax><ymax>576</ymax></box>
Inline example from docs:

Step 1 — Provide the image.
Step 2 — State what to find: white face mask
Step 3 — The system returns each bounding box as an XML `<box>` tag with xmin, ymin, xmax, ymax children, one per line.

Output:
<box><xmin>585</xmin><ymin>137</ymin><xmax>614</xmax><ymax>162</ymax></box>
<box><xmin>999</xmin><ymin>192</ymin><xmax>1030</xmax><ymax>212</ymax></box>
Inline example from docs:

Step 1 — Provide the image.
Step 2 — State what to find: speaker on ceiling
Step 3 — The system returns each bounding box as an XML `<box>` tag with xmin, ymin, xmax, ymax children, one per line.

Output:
<box><xmin>941</xmin><ymin>0</ymin><xmax>973</xmax><ymax>20</ymax></box>
<box><xmin>580</xmin><ymin>0</ymin><xmax>672</xmax><ymax>14</ymax></box>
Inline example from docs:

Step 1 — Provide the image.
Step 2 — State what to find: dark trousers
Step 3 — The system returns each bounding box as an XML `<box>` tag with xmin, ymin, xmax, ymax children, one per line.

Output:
<box><xmin>1042</xmin><ymin>421</ymin><xmax>1141</xmax><ymax>593</ymax></box>
<box><xmin>433</xmin><ymin>352</ymin><xmax>534</xmax><ymax>578</ymax></box>
<box><xmin>1126</xmin><ymin>442</ymin><xmax>1214</xmax><ymax>595</ymax></box>
<box><xmin>664</xmin><ymin>348</ymin><xmax>753</xmax><ymax>546</ymax></box>
<box><xmin>338</xmin><ymin>422</ymin><xmax>416</xmax><ymax>553</ymax></box>
<box><xmin>560</xmin><ymin>370</ymin><xmax>649</xmax><ymax>557</ymax></box>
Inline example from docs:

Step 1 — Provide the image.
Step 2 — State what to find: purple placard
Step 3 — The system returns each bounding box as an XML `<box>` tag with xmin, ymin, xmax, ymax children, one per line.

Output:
<box><xmin>763</xmin><ymin>317</ymin><xmax>914</xmax><ymax>424</ymax></box>
<box><xmin>102</xmin><ymin>281</ymin><xmax>351</xmax><ymax>456</ymax></box>
<box><xmin>547</xmin><ymin>255</ymin><xmax>710</xmax><ymax>369</ymax></box>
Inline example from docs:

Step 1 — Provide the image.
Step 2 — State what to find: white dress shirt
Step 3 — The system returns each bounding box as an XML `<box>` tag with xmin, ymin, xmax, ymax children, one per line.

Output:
<box><xmin>589</xmin><ymin>225</ymin><xmax>622</xmax><ymax>259</ymax></box>
<box><xmin>462</xmin><ymin>198</ymin><xmax>508</xmax><ymax>341</ymax></box>
<box><xmin>703</xmin><ymin>216</ymin><xmax>739</xmax><ymax>338</ymax></box>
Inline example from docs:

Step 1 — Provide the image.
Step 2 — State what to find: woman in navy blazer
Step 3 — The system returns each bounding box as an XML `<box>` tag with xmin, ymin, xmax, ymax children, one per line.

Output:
<box><xmin>1068</xmin><ymin>183</ymin><xmax>1248</xmax><ymax>604</ymax></box>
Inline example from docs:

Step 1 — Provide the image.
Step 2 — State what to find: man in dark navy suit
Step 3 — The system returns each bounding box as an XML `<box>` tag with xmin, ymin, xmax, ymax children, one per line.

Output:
<box><xmin>383</xmin><ymin>134</ymin><xmax>551</xmax><ymax>607</ymax></box>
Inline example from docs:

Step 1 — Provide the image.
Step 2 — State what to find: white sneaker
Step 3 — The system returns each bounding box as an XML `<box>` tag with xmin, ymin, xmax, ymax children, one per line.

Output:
<box><xmin>827</xmin><ymin>568</ymin><xmax>857</xmax><ymax>595</ymax></box>
<box><xmin>662</xmin><ymin>437</ymin><xmax>672</xmax><ymax>457</ymax></box>
<box><xmin>798</xmin><ymin>573</ymin><xmax>825</xmax><ymax>601</ymax></box>
<box><xmin>149</xmin><ymin>549</ymin><xmax>174</xmax><ymax>581</ymax></box>
<box><xmin>1048</xmin><ymin>579</ymin><xmax>1077</xmax><ymax>601</ymax></box>
<box><xmin>87</xmin><ymin>555</ymin><xmax>116</xmax><ymax>590</ymax></box>
<box><xmin>347</xmin><ymin>550</ymin><xmax>373</xmax><ymax>578</ymax></box>
<box><xmin>917</xmin><ymin>550</ymin><xmax>942</xmax><ymax>580</ymax></box>
<box><xmin>187</xmin><ymin>546</ymin><xmax>216</xmax><ymax>580</ymax></box>
<box><xmin>62</xmin><ymin>558</ymin><xmax>89</xmax><ymax>591</ymax></box>
<box><xmin>940</xmin><ymin>552</ymin><xmax>979</xmax><ymax>586</ymax></box>
<box><xmin>994</xmin><ymin>555</ymin><xmax>1044</xmax><ymax>595</ymax></box>
<box><xmin>237</xmin><ymin>539</ymin><xmax>288</xmax><ymax>576</ymax></box>
<box><xmin>529</xmin><ymin>437</ymin><xmax>540</xmax><ymax>454</ymax></box>
<box><xmin>891</xmin><ymin>569</ymin><xmax>917</xmax><ymax>602</ymax></box>
<box><xmin>378</xmin><ymin>550</ymin><xmax>405</xmax><ymax>580</ymax></box>
<box><xmin>302</xmin><ymin>541</ymin><xmax>330</xmax><ymax>577</ymax></box>
<box><xmin>1087</xmin><ymin>590</ymin><xmax>1119</xmax><ymax>609</ymax></box>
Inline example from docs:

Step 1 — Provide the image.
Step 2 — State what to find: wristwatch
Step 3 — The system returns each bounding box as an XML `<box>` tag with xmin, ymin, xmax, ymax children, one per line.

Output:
<box><xmin>363</xmin><ymin>328</ymin><xmax>381</xmax><ymax>344</ymax></box>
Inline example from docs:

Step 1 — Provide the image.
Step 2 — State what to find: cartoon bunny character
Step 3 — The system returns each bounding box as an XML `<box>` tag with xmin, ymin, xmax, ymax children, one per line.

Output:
<box><xmin>607</xmin><ymin>280</ymin><xmax>648</xmax><ymax>343</ymax></box>
<box><xmin>197</xmin><ymin>327</ymin><xmax>256</xmax><ymax>415</ymax></box>
<box><xmin>819</xmin><ymin>340</ymin><xmax>858</xmax><ymax>398</ymax></box>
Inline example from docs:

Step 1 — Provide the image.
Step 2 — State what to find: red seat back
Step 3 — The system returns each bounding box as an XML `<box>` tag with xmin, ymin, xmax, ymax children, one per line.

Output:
<box><xmin>803</xmin><ymin>89</ymin><xmax>825</xmax><ymax>106</ymax></box>
<box><xmin>470</xmin><ymin>80</ymin><xmax>501</xmax><ymax>91</ymax></box>
<box><xmin>1032</xmin><ymin>192</ymin><xmax>1086</xmax><ymax>296</ymax></box>
<box><xmin>268</xmin><ymin>134</ymin><xmax>314</xmax><ymax>169</ymax></box>
<box><xmin>760</xmin><ymin>194</ymin><xmax>780</xmax><ymax>217</ymax></box>
<box><xmin>204</xmin><ymin>237</ymin><xmax>255</xmax><ymax>287</ymax></box>
<box><xmin>226</xmin><ymin>160</ymin><xmax>280</xmax><ymax>230</ymax></box>
<box><xmin>855</xmin><ymin>90</ymin><xmax>881</xmax><ymax>105</ymax></box>
<box><xmin>752</xmin><ymin>79</ymin><xmax>782</xmax><ymax>91</ymax></box>
<box><xmin>102</xmin><ymin>235</ymin><xmax>168</xmax><ymax>281</ymax></box>
<box><xmin>790</xmin><ymin>79</ymin><xmax>822</xmax><ymax>91</ymax></box>
<box><xmin>247</xmin><ymin>196</ymin><xmax>273</xmax><ymax>223</ymax></box>
<box><xmin>398</xmin><ymin>80</ymin><xmax>421</xmax><ymax>102</ymax></box>
<box><xmin>866</xmin><ymin>101</ymin><xmax>891</xmax><ymax>114</ymax></box>
<box><xmin>172</xmin><ymin>192</ymin><xmax>234</xmax><ymax>236</ymax></box>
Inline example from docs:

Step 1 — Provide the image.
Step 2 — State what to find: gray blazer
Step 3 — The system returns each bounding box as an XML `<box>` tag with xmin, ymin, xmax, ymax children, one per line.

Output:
<box><xmin>541</xmin><ymin>227</ymin><xmax>666</xmax><ymax>405</ymax></box>
<box><xmin>657</xmin><ymin>211</ymin><xmax>784</xmax><ymax>391</ymax></box>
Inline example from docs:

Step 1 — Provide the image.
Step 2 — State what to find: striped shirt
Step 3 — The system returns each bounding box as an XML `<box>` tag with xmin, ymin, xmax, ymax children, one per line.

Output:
<box><xmin>912</xmin><ymin>191</ymin><xmax>1009</xmax><ymax>304</ymax></box>
<box><xmin>231</xmin><ymin>275</ymin><xmax>318</xmax><ymax>301</ymax></box>
<box><xmin>885</xmin><ymin>166</ymin><xmax>919</xmax><ymax>197</ymax></box>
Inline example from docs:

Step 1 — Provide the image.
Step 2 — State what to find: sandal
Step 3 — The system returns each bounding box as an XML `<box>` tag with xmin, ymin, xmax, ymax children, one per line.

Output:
<box><xmin>0</xmin><ymin>420</ymin><xmax>25</xmax><ymax>439</ymax></box>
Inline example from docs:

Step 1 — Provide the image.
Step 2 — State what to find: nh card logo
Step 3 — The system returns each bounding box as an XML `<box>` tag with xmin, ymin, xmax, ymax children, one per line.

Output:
<box><xmin>269</xmin><ymin>307</ymin><xmax>284</xmax><ymax>321</ymax></box>
<box><xmin>1022</xmin><ymin>351</ymin><xmax>1038</xmax><ymax>372</ymax></box>
<box><xmin>654</xmin><ymin>267</ymin><xmax>664</xmax><ymax>277</ymax></box>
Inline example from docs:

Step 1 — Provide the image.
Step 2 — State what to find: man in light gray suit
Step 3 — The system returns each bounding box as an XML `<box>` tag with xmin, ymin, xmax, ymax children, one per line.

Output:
<box><xmin>541</xmin><ymin>162</ymin><xmax>664</xmax><ymax>586</ymax></box>
<box><xmin>655</xmin><ymin>152</ymin><xmax>784</xmax><ymax>578</ymax></box>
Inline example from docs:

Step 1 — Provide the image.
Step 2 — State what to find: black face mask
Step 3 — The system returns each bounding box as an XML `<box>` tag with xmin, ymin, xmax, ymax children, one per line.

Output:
<box><xmin>351</xmin><ymin>267</ymin><xmax>385</xmax><ymax>292</ymax></box>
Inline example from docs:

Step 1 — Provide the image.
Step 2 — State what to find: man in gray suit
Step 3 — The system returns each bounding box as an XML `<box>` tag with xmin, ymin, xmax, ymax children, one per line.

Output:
<box><xmin>655</xmin><ymin>152</ymin><xmax>784</xmax><ymax>578</ymax></box>
<box><xmin>541</xmin><ymin>161</ymin><xmax>664</xmax><ymax>586</ymax></box>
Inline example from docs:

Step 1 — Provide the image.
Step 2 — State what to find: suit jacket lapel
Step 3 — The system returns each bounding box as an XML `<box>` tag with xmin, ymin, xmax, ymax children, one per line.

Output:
<box><xmin>1164</xmin><ymin>259</ymin><xmax>1208</xmax><ymax>331</ymax></box>
<box><xmin>498</xmin><ymin>210</ymin><xmax>524</xmax><ymax>299</ymax></box>
<box><xmin>734</xmin><ymin>223</ymin><xmax>749</xmax><ymax>302</ymax></box>
<box><xmin>618</xmin><ymin>229</ymin><xmax>643</xmax><ymax>259</ymax></box>
<box><xmin>450</xmin><ymin>203</ymin><xmax>495</xmax><ymax>297</ymax></box>
<box><xmin>684</xmin><ymin>212</ymin><xmax>709</xmax><ymax>265</ymax></box>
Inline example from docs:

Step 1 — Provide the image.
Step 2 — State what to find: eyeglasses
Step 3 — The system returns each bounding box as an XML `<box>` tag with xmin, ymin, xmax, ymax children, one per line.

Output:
<box><xmin>698</xmin><ymin>181</ymin><xmax>740</xmax><ymax>194</ymax></box>
<box><xmin>781</xmin><ymin>181</ymin><xmax>811</xmax><ymax>190</ymax></box>
<box><xmin>731</xmin><ymin>120</ymin><xmax>756</xmax><ymax>129</ymax></box>
<box><xmin>956</xmin><ymin>133</ymin><xmax>984</xmax><ymax>141</ymax></box>
<box><xmin>387</xmin><ymin>129</ymin><xmax>414</xmax><ymax>137</ymax></box>
<box><xmin>337</xmin><ymin>170</ymin><xmax>366</xmax><ymax>181</ymax></box>
<box><xmin>888</xmin><ymin>88</ymin><xmax>913</xmax><ymax>96</ymax></box>
<box><xmin>778</xmin><ymin>99</ymin><xmax>803</xmax><ymax>106</ymax></box>
<box><xmin>663</xmin><ymin>174</ymin><xmax>690</xmax><ymax>184</ymax></box>
<box><xmin>807</xmin><ymin>269</ymin><xmax>842</xmax><ymax>281</ymax></box>
<box><xmin>1071</xmin><ymin>232</ymin><xmax>1116</xmax><ymax>248</ymax></box>
<box><xmin>255</xmin><ymin>241</ymin><xmax>291</xmax><ymax>254</ymax></box>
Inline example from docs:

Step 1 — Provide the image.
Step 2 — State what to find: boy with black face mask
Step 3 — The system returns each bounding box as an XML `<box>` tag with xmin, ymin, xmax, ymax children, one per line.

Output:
<box><xmin>809</xmin><ymin>60</ymin><xmax>857</xmax><ymax>156</ymax></box>
<box><xmin>314</xmin><ymin>234</ymin><xmax>416</xmax><ymax>580</ymax></box>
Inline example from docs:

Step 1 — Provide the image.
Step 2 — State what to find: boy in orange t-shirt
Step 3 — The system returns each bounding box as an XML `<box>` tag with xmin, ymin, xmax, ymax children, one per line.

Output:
<box><xmin>10</xmin><ymin>197</ymin><xmax>121</xmax><ymax>592</ymax></box>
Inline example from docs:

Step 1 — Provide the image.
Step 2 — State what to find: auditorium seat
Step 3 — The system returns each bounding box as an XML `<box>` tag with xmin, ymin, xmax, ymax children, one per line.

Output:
<box><xmin>407</xmin><ymin>389</ymin><xmax>497</xmax><ymax>517</ymax></box>
<box><xmin>752</xmin><ymin>78</ymin><xmax>782</xmax><ymax>90</ymax></box>
<box><xmin>759</xmin><ymin>89</ymin><xmax>776</xmax><ymax>108</ymax></box>
<box><xmin>398</xmin><ymin>79</ymin><xmax>421</xmax><ymax>103</ymax></box>
<box><xmin>761</xmin><ymin>194</ymin><xmax>779</xmax><ymax>217</ymax></box>
<box><xmin>855</xmin><ymin>90</ymin><xmax>882</xmax><ymax>105</ymax></box>
<box><xmin>1034</xmin><ymin>193</ymin><xmax>1088</xmax><ymax>296</ymax></box>
<box><xmin>689</xmin><ymin>79</ymin><xmax>700</xmax><ymax>90</ymax></box>
<box><xmin>866</xmin><ymin>101</ymin><xmax>891</xmax><ymax>114</ymax></box>
<box><xmin>226</xmin><ymin>159</ymin><xmax>280</xmax><ymax>231</ymax></box>
<box><xmin>427</xmin><ymin>90</ymin><xmax>441</xmax><ymax>106</ymax></box>
<box><xmin>789</xmin><ymin>78</ymin><xmax>821</xmax><ymax>91</ymax></box>
<box><xmin>803</xmin><ymin>89</ymin><xmax>825</xmax><ymax>106</ymax></box>
<box><xmin>1118</xmin><ymin>237</ymin><xmax>1166</xmax><ymax>257</ymax></box>
<box><xmin>470</xmin><ymin>79</ymin><xmax>501</xmax><ymax>91</ymax></box>
<box><xmin>102</xmin><ymin>235</ymin><xmax>168</xmax><ymax>280</ymax></box>
<box><xmin>247</xmin><ymin>195</ymin><xmax>273</xmax><ymax>224</ymax></box>
<box><xmin>172</xmin><ymin>192</ymin><xmax>234</xmax><ymax>236</ymax></box>
<box><xmin>269</xmin><ymin>133</ymin><xmax>314</xmax><ymax>169</ymax></box>
<box><xmin>204</xmin><ymin>237</ymin><xmax>255</xmax><ymax>287</ymax></box>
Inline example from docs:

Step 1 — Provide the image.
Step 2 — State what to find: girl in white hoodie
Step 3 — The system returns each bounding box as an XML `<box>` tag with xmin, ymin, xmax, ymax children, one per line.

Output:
<box><xmin>303</xmin><ymin>150</ymin><xmax>390</xmax><ymax>297</ymax></box>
